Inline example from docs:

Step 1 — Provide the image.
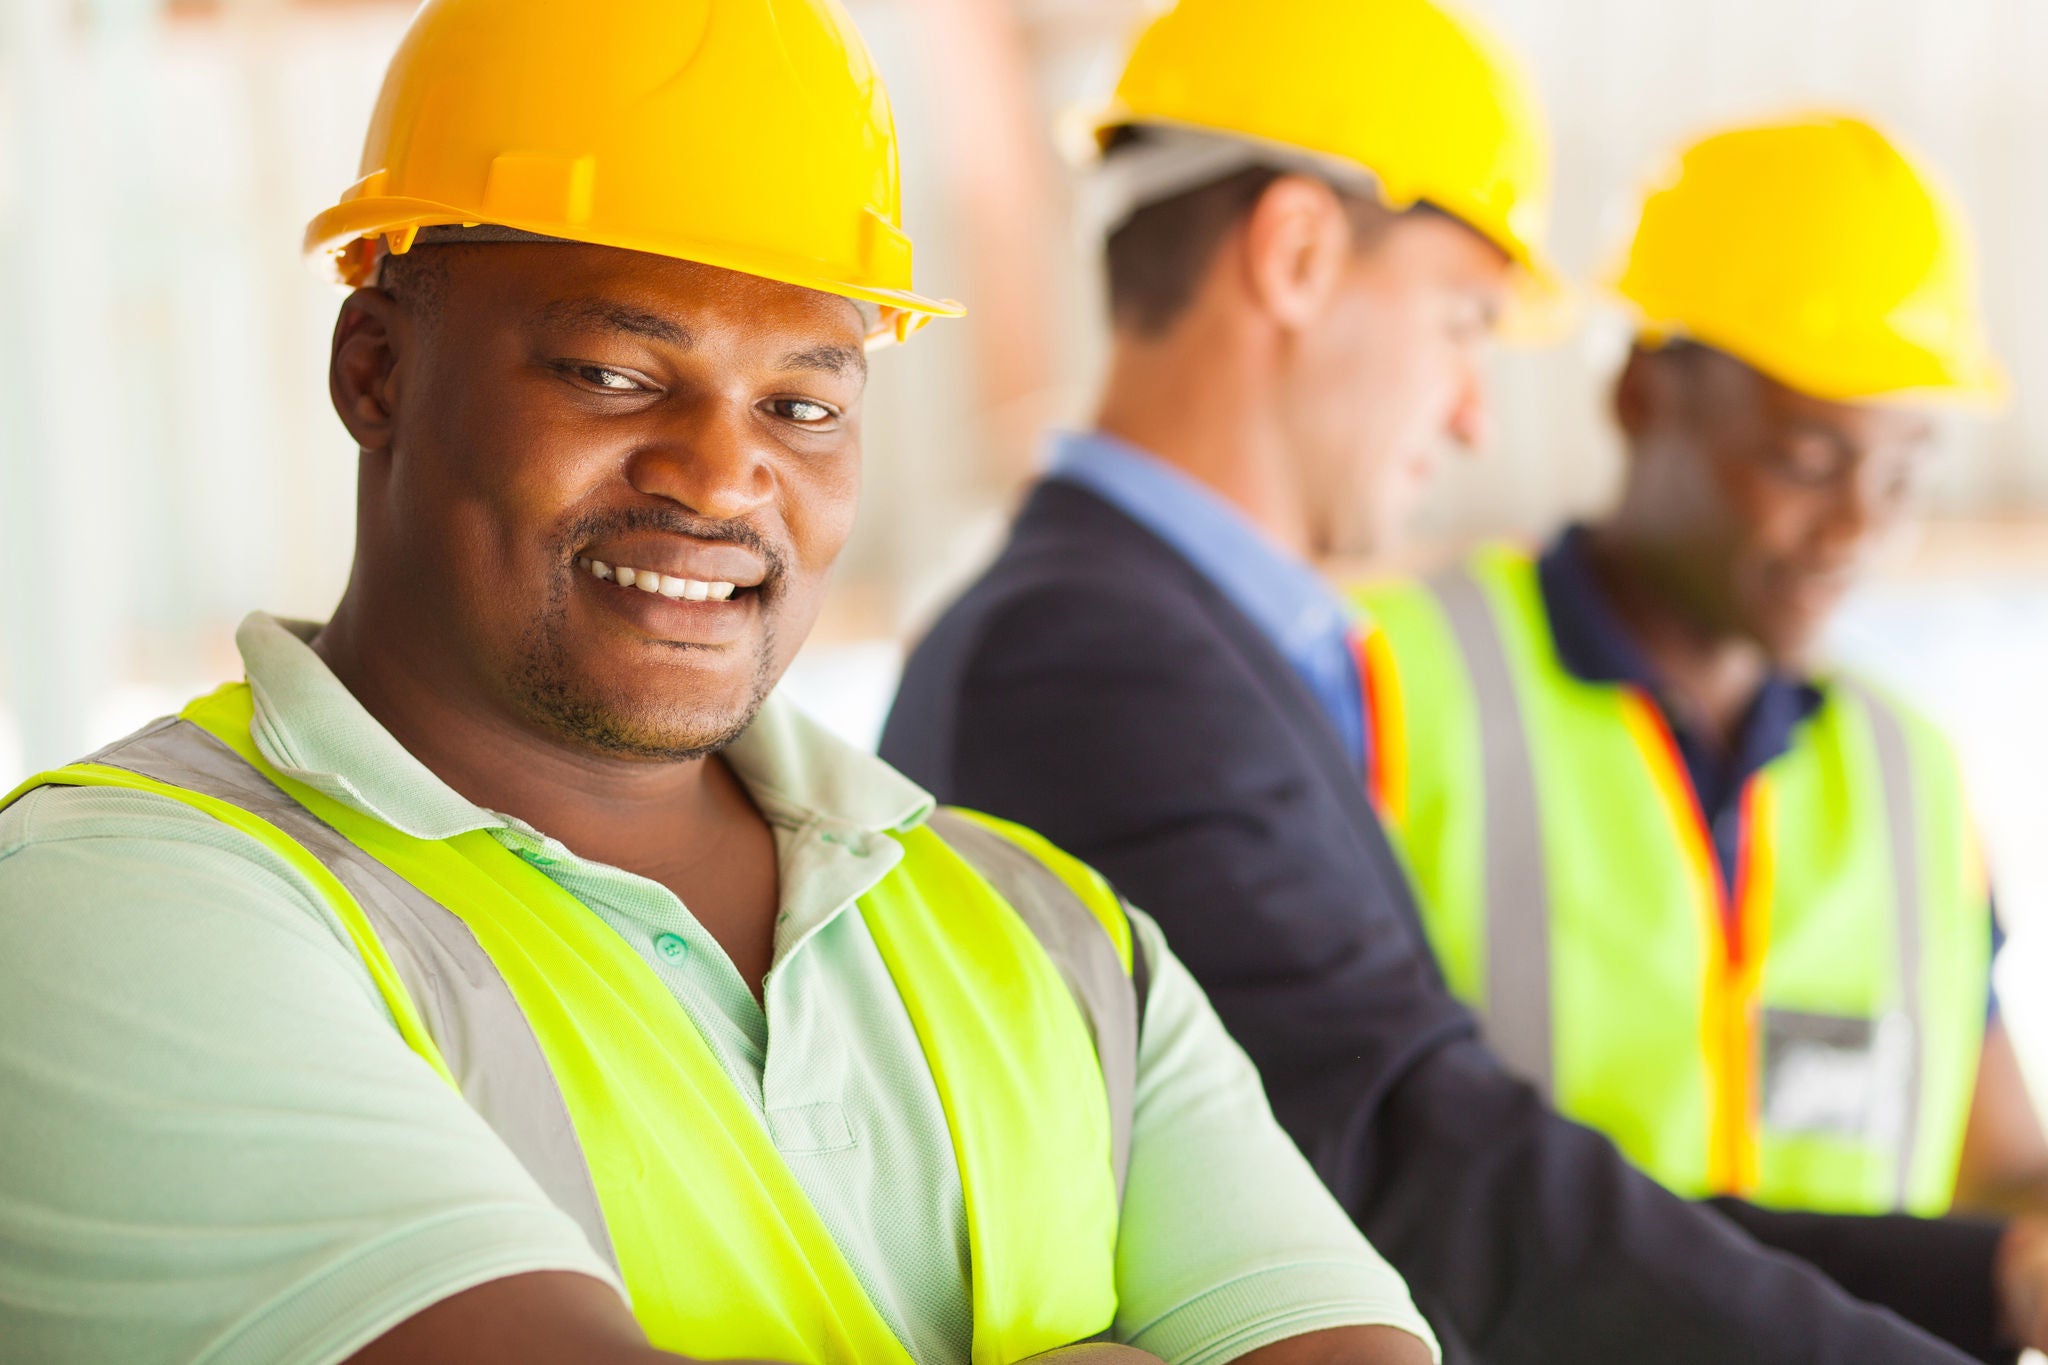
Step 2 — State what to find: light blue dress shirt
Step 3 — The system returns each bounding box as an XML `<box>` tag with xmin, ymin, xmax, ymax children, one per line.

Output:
<box><xmin>1045</xmin><ymin>430</ymin><xmax>1368</xmax><ymax>771</ymax></box>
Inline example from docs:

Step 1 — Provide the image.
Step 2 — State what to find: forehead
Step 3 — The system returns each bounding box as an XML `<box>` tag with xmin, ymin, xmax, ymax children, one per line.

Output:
<box><xmin>1749</xmin><ymin>365</ymin><xmax>1935</xmax><ymax>446</ymax></box>
<box><xmin>423</xmin><ymin>242</ymin><xmax>871</xmax><ymax>355</ymax></box>
<box><xmin>1376</xmin><ymin>210</ymin><xmax>1511</xmax><ymax>275</ymax></box>
<box><xmin>1665</xmin><ymin>348</ymin><xmax>1934</xmax><ymax>445</ymax></box>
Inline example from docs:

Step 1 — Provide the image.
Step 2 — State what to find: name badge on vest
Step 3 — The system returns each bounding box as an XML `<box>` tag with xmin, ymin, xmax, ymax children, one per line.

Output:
<box><xmin>1761</xmin><ymin>1009</ymin><xmax>1913</xmax><ymax>1144</ymax></box>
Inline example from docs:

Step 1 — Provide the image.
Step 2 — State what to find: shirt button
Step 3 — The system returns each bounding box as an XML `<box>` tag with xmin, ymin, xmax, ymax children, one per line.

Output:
<box><xmin>653</xmin><ymin>932</ymin><xmax>690</xmax><ymax>964</ymax></box>
<box><xmin>514</xmin><ymin>845</ymin><xmax>554</xmax><ymax>866</ymax></box>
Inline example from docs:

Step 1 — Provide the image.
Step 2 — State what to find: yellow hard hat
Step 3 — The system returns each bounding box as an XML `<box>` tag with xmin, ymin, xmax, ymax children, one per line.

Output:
<box><xmin>1614</xmin><ymin>113</ymin><xmax>2005</xmax><ymax>406</ymax></box>
<box><xmin>1082</xmin><ymin>0</ymin><xmax>1560</xmax><ymax>322</ymax></box>
<box><xmin>304</xmin><ymin>0</ymin><xmax>961</xmax><ymax>345</ymax></box>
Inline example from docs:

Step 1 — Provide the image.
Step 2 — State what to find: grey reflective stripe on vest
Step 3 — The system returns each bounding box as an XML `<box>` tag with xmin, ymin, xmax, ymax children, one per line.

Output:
<box><xmin>1424</xmin><ymin>565</ymin><xmax>1555</xmax><ymax>1096</ymax></box>
<box><xmin>925</xmin><ymin>810</ymin><xmax>1143</xmax><ymax>1197</ymax></box>
<box><xmin>1832</xmin><ymin>679</ymin><xmax>1926</xmax><ymax>1205</ymax></box>
<box><xmin>80</xmin><ymin>718</ymin><xmax>622</xmax><ymax>1272</ymax></box>
<box><xmin>72</xmin><ymin>720</ymin><xmax>1145</xmax><ymax>1245</ymax></box>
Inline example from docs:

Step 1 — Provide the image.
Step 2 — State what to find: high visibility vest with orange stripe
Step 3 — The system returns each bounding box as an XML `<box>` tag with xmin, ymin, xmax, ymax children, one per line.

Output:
<box><xmin>1352</xmin><ymin>545</ymin><xmax>1989</xmax><ymax>1215</ymax></box>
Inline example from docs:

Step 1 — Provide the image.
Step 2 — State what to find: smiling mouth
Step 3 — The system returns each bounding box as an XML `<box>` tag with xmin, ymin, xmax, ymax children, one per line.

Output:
<box><xmin>575</xmin><ymin>555</ymin><xmax>742</xmax><ymax>602</ymax></box>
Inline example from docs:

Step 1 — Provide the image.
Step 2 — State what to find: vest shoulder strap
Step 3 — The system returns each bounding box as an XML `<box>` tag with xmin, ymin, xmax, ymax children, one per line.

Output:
<box><xmin>12</xmin><ymin>714</ymin><xmax>624</xmax><ymax>1272</ymax></box>
<box><xmin>1421</xmin><ymin>551</ymin><xmax>1557</xmax><ymax>1096</ymax></box>
<box><xmin>924</xmin><ymin>807</ymin><xmax>1145</xmax><ymax>1198</ymax></box>
<box><xmin>1824</xmin><ymin>674</ymin><xmax>1942</xmax><ymax>1210</ymax></box>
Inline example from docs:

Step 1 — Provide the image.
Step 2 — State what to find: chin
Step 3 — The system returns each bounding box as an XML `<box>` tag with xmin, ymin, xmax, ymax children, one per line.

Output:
<box><xmin>516</xmin><ymin>667</ymin><xmax>770</xmax><ymax>763</ymax></box>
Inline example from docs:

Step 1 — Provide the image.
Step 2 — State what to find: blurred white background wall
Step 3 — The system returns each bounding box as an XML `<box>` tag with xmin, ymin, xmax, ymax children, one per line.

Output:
<box><xmin>3</xmin><ymin>0</ymin><xmax>2047</xmax><ymax>1005</ymax></box>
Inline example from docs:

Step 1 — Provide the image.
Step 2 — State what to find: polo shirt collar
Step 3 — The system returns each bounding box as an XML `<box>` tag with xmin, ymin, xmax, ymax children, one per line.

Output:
<box><xmin>1535</xmin><ymin>525</ymin><xmax>1824</xmax><ymax>794</ymax></box>
<box><xmin>235</xmin><ymin>612</ymin><xmax>933</xmax><ymax>844</ymax></box>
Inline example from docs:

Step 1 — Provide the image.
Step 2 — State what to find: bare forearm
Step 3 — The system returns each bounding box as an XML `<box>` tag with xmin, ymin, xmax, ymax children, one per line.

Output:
<box><xmin>344</xmin><ymin>1272</ymin><xmax>774</xmax><ymax>1365</ymax></box>
<box><xmin>1232</xmin><ymin>1325</ymin><xmax>1435</xmax><ymax>1364</ymax></box>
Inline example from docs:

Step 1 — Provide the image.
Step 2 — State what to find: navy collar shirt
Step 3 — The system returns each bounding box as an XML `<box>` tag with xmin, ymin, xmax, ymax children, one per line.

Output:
<box><xmin>1536</xmin><ymin>524</ymin><xmax>1824</xmax><ymax>887</ymax></box>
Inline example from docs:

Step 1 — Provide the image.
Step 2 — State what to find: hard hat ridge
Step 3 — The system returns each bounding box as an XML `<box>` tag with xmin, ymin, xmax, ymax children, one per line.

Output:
<box><xmin>304</xmin><ymin>0</ymin><xmax>960</xmax><ymax>345</ymax></box>
<box><xmin>1613</xmin><ymin>111</ymin><xmax>2004</xmax><ymax>406</ymax></box>
<box><xmin>1077</xmin><ymin>0</ymin><xmax>1562</xmax><ymax>336</ymax></box>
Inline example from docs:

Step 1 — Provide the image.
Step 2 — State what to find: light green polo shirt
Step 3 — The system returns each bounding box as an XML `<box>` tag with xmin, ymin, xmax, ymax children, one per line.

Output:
<box><xmin>0</xmin><ymin>613</ymin><xmax>1434</xmax><ymax>1365</ymax></box>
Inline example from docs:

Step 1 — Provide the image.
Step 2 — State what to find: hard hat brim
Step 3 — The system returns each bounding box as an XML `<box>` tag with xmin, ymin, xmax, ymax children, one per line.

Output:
<box><xmin>1071</xmin><ymin>109</ymin><xmax>1573</xmax><ymax>347</ymax></box>
<box><xmin>304</xmin><ymin>197</ymin><xmax>966</xmax><ymax>346</ymax></box>
<box><xmin>1624</xmin><ymin>311</ymin><xmax>2011</xmax><ymax>413</ymax></box>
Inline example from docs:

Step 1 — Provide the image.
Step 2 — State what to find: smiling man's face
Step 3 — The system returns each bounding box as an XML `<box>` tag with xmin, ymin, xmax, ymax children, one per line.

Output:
<box><xmin>337</xmin><ymin>242</ymin><xmax>869</xmax><ymax>761</ymax></box>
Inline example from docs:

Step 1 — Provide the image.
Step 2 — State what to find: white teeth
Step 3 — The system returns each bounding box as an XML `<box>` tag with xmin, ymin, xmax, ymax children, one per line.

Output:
<box><xmin>581</xmin><ymin>558</ymin><xmax>742</xmax><ymax>602</ymax></box>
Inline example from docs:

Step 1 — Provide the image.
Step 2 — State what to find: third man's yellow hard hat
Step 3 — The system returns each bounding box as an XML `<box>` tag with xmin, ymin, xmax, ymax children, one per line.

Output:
<box><xmin>304</xmin><ymin>0</ymin><xmax>960</xmax><ymax>345</ymax></box>
<box><xmin>1084</xmin><ymin>0</ymin><xmax>1558</xmax><ymax>313</ymax></box>
<box><xmin>1614</xmin><ymin>113</ymin><xmax>2005</xmax><ymax>406</ymax></box>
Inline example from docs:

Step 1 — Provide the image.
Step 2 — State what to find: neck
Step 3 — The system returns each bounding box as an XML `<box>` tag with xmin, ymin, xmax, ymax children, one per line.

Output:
<box><xmin>1580</xmin><ymin>524</ymin><xmax>1770</xmax><ymax>752</ymax></box>
<box><xmin>314</xmin><ymin>553</ymin><xmax>784</xmax><ymax>998</ymax></box>
<box><xmin>311</xmin><ymin>590</ymin><xmax>729</xmax><ymax>856</ymax></box>
<box><xmin>1093</xmin><ymin>324</ymin><xmax>1315</xmax><ymax>560</ymax></box>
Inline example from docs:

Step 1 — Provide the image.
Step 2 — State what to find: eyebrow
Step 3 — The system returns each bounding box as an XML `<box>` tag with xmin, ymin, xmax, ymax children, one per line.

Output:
<box><xmin>779</xmin><ymin>343</ymin><xmax>868</xmax><ymax>380</ymax></box>
<box><xmin>537</xmin><ymin>298</ymin><xmax>694</xmax><ymax>347</ymax></box>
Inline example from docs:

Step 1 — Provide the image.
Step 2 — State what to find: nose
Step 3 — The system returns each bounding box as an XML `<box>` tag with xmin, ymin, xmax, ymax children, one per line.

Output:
<box><xmin>624</xmin><ymin>401</ymin><xmax>778</xmax><ymax>521</ymax></box>
<box><xmin>1445</xmin><ymin>353</ymin><xmax>1492</xmax><ymax>454</ymax></box>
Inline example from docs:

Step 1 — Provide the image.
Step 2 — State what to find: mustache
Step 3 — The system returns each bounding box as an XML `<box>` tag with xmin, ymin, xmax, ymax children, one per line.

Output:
<box><xmin>555</xmin><ymin>505</ymin><xmax>790</xmax><ymax>591</ymax></box>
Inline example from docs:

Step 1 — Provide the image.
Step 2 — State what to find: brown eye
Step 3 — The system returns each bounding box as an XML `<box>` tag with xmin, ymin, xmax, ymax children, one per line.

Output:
<box><xmin>578</xmin><ymin>366</ymin><xmax>639</xmax><ymax>391</ymax></box>
<box><xmin>771</xmin><ymin>398</ymin><xmax>834</xmax><ymax>423</ymax></box>
<box><xmin>1771</xmin><ymin>433</ymin><xmax>1848</xmax><ymax>487</ymax></box>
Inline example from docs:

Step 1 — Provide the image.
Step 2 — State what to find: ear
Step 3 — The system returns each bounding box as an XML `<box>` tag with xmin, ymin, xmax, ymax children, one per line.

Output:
<box><xmin>1612</xmin><ymin>343</ymin><xmax>1666</xmax><ymax>444</ymax></box>
<box><xmin>329</xmin><ymin>287</ymin><xmax>408</xmax><ymax>455</ymax></box>
<box><xmin>1237</xmin><ymin>175</ymin><xmax>1352</xmax><ymax>332</ymax></box>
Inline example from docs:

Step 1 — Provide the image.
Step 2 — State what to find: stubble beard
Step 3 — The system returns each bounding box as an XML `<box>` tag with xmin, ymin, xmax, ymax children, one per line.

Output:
<box><xmin>509</xmin><ymin>557</ymin><xmax>781</xmax><ymax>763</ymax></box>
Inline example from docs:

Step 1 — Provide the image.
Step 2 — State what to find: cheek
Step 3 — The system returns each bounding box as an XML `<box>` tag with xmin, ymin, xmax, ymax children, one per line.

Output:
<box><xmin>1725</xmin><ymin>469</ymin><xmax>1824</xmax><ymax>560</ymax></box>
<box><xmin>783</xmin><ymin>451</ymin><xmax>863</xmax><ymax>575</ymax></box>
<box><xmin>402</xmin><ymin>360</ymin><xmax>594</xmax><ymax>541</ymax></box>
<box><xmin>1355</xmin><ymin>297</ymin><xmax>1457</xmax><ymax>433</ymax></box>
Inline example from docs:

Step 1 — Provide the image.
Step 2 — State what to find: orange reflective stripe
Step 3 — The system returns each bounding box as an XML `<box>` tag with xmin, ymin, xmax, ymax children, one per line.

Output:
<box><xmin>1356</xmin><ymin>627</ymin><xmax>1410</xmax><ymax>830</ymax></box>
<box><xmin>1716</xmin><ymin>777</ymin><xmax>1776</xmax><ymax>1194</ymax></box>
<box><xmin>1618</xmin><ymin>689</ymin><xmax>1775</xmax><ymax>1196</ymax></box>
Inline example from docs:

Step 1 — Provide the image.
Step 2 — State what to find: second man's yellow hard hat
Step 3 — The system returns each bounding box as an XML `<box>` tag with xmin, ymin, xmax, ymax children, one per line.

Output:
<box><xmin>1083</xmin><ymin>0</ymin><xmax>1558</xmax><ymax>311</ymax></box>
<box><xmin>304</xmin><ymin>0</ymin><xmax>961</xmax><ymax>345</ymax></box>
<box><xmin>1614</xmin><ymin>113</ymin><xmax>2005</xmax><ymax>406</ymax></box>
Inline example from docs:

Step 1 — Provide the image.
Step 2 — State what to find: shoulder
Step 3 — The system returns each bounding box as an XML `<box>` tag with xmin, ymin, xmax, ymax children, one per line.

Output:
<box><xmin>0</xmin><ymin>783</ymin><xmax>608</xmax><ymax>1365</ymax></box>
<box><xmin>889</xmin><ymin>489</ymin><xmax>1254</xmax><ymax>776</ymax></box>
<box><xmin>927</xmin><ymin>806</ymin><xmax>1136</xmax><ymax>968</ymax></box>
<box><xmin>917</xmin><ymin>483</ymin><xmax>1220</xmax><ymax>658</ymax></box>
<box><xmin>1</xmin><ymin>780</ymin><xmax>373</xmax><ymax>988</ymax></box>
<box><xmin>1820</xmin><ymin>672</ymin><xmax>1964</xmax><ymax>771</ymax></box>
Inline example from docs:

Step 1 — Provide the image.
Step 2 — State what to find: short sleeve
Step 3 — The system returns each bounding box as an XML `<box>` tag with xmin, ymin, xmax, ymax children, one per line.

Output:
<box><xmin>1111</xmin><ymin>909</ymin><xmax>1438</xmax><ymax>1365</ymax></box>
<box><xmin>0</xmin><ymin>786</ymin><xmax>617</xmax><ymax>1365</ymax></box>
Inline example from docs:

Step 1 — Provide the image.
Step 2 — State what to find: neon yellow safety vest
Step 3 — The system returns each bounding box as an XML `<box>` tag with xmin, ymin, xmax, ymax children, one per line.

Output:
<box><xmin>3</xmin><ymin>683</ymin><xmax>1145</xmax><ymax>1365</ymax></box>
<box><xmin>1351</xmin><ymin>545</ymin><xmax>1989</xmax><ymax>1215</ymax></box>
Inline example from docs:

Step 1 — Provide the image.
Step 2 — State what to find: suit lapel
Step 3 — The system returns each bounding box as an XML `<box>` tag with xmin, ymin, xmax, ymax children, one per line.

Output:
<box><xmin>1033</xmin><ymin>480</ymin><xmax>1411</xmax><ymax>875</ymax></box>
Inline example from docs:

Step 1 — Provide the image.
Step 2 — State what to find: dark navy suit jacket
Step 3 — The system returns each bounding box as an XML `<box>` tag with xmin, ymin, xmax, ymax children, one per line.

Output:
<box><xmin>881</xmin><ymin>478</ymin><xmax>2008</xmax><ymax>1365</ymax></box>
